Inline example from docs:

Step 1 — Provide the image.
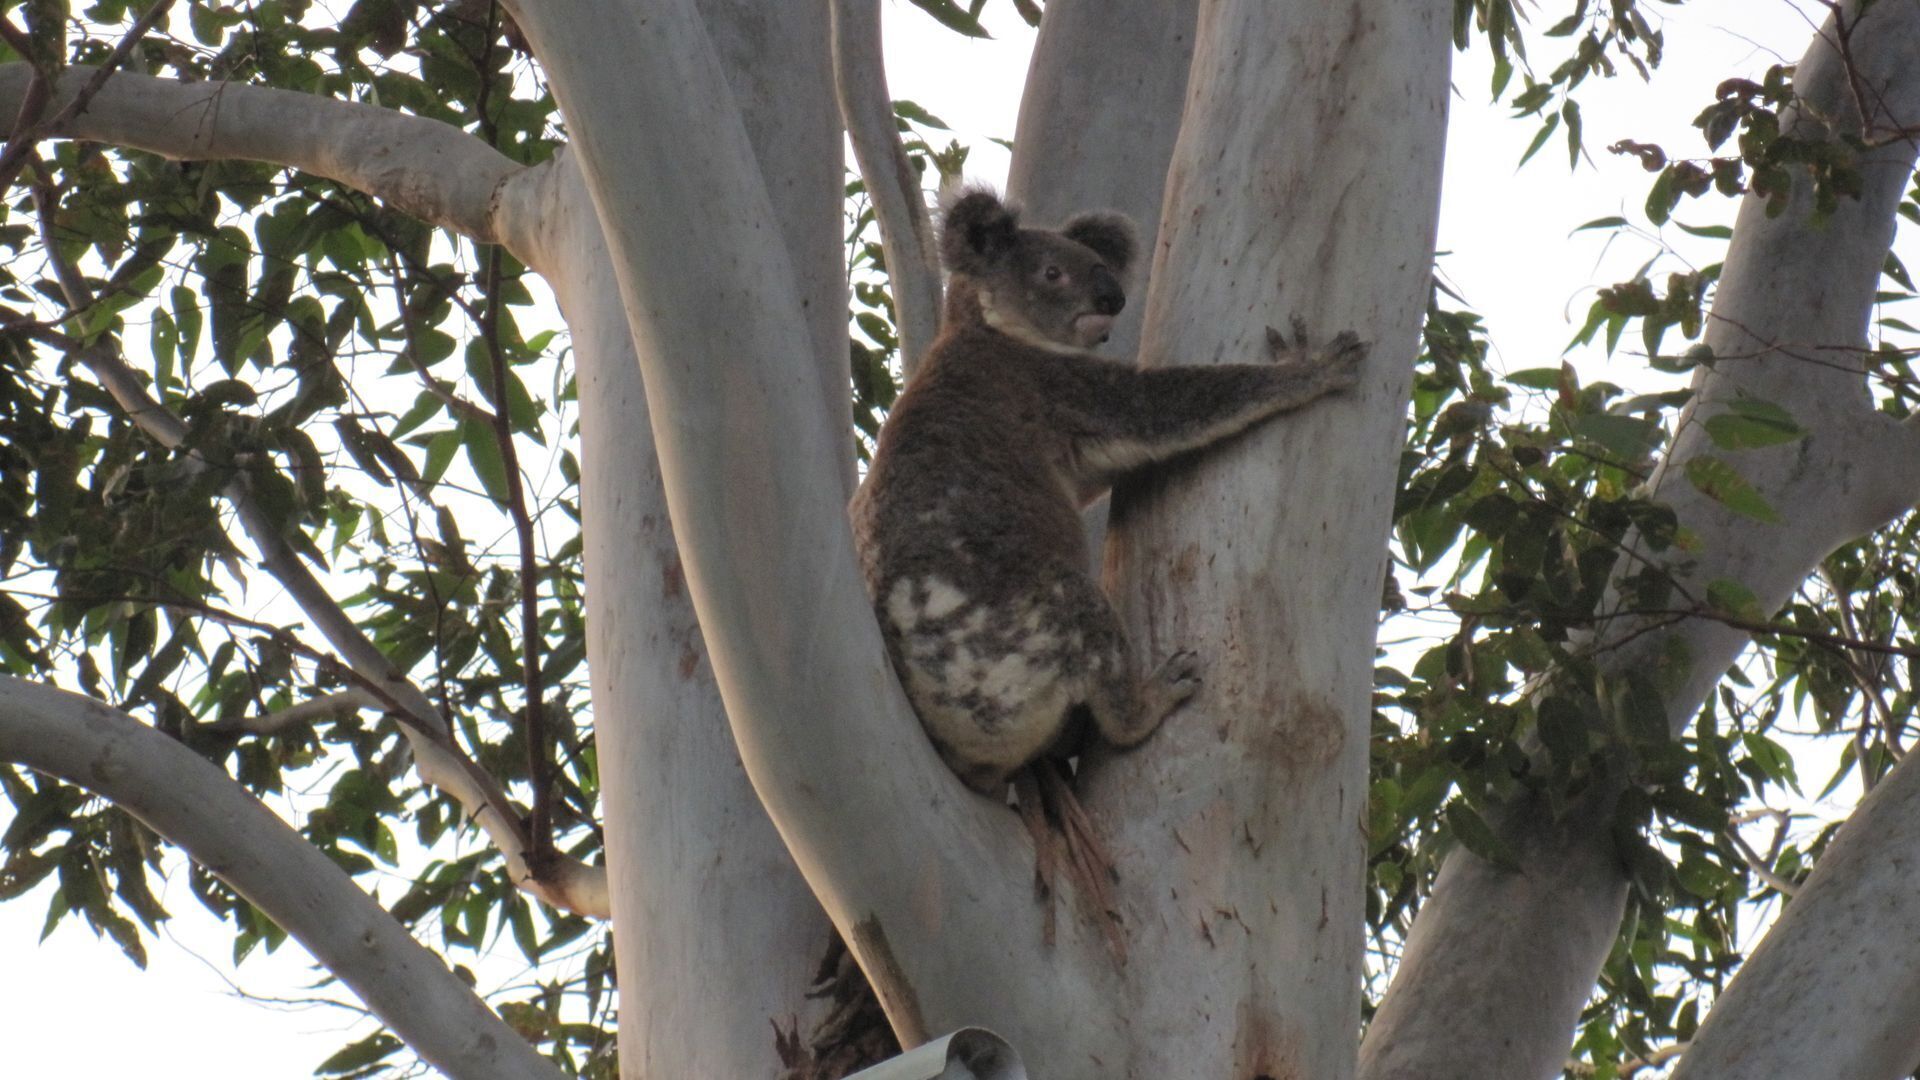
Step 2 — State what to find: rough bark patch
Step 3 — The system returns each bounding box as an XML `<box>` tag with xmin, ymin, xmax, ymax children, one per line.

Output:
<box><xmin>1250</xmin><ymin>698</ymin><xmax>1345</xmax><ymax>773</ymax></box>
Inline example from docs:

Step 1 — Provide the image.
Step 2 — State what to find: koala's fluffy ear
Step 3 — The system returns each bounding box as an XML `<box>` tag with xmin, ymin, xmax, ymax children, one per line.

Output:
<box><xmin>941</xmin><ymin>189</ymin><xmax>1020</xmax><ymax>276</ymax></box>
<box><xmin>1061</xmin><ymin>211</ymin><xmax>1137</xmax><ymax>278</ymax></box>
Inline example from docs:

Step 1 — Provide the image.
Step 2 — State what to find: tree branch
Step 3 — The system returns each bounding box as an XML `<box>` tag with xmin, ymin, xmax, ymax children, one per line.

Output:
<box><xmin>1004</xmin><ymin>0</ymin><xmax>1197</xmax><ymax>365</ymax></box>
<box><xmin>830</xmin><ymin>0</ymin><xmax>942</xmax><ymax>376</ymax></box>
<box><xmin>219</xmin><ymin>687</ymin><xmax>386</xmax><ymax>735</ymax></box>
<box><xmin>0</xmin><ymin>63</ymin><xmax>525</xmax><ymax>245</ymax></box>
<box><xmin>476</xmin><ymin>243</ymin><xmax>558</xmax><ymax>864</ymax></box>
<box><xmin>0</xmin><ymin>675</ymin><xmax>566</xmax><ymax>1080</ymax></box>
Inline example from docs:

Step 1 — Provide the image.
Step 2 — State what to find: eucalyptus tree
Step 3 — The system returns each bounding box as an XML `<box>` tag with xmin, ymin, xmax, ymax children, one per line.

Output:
<box><xmin>0</xmin><ymin>1</ymin><xmax>1917</xmax><ymax>1079</ymax></box>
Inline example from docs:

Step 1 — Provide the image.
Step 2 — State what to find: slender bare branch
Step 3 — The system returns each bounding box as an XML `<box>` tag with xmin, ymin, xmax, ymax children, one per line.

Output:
<box><xmin>1723</xmin><ymin>823</ymin><xmax>1799</xmax><ymax>898</ymax></box>
<box><xmin>217</xmin><ymin>687</ymin><xmax>385</xmax><ymax>735</ymax></box>
<box><xmin>475</xmin><ymin>243</ymin><xmax>559</xmax><ymax>862</ymax></box>
<box><xmin>830</xmin><ymin>0</ymin><xmax>942</xmax><ymax>375</ymax></box>
<box><xmin>0</xmin><ymin>675</ymin><xmax>566</xmax><ymax>1080</ymax></box>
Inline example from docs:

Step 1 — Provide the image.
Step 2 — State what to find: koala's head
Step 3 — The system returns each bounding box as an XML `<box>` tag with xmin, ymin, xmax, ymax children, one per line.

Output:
<box><xmin>939</xmin><ymin>189</ymin><xmax>1136</xmax><ymax>350</ymax></box>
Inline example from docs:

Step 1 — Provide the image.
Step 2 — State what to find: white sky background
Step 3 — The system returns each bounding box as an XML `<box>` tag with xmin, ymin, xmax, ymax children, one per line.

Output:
<box><xmin>0</xmin><ymin>1</ymin><xmax>1901</xmax><ymax>1076</ymax></box>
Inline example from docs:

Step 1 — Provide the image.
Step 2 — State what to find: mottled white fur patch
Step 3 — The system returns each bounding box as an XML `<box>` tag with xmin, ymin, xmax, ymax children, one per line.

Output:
<box><xmin>886</xmin><ymin>576</ymin><xmax>968</xmax><ymax>632</ymax></box>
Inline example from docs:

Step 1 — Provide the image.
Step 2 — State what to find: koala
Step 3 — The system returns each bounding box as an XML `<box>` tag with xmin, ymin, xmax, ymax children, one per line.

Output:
<box><xmin>849</xmin><ymin>189</ymin><xmax>1367</xmax><ymax>794</ymax></box>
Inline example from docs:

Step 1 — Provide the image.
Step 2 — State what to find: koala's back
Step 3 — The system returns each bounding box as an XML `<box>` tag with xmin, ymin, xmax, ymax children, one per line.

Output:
<box><xmin>851</xmin><ymin>327</ymin><xmax>1114</xmax><ymax>787</ymax></box>
<box><xmin>854</xmin><ymin>326</ymin><xmax>1090</xmax><ymax>598</ymax></box>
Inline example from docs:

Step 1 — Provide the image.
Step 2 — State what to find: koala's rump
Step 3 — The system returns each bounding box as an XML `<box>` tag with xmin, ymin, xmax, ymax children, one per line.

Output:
<box><xmin>878</xmin><ymin>568</ymin><xmax>1119</xmax><ymax>787</ymax></box>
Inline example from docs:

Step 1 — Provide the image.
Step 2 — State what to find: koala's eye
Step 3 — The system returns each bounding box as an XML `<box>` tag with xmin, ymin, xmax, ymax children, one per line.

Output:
<box><xmin>1043</xmin><ymin>265</ymin><xmax>1062</xmax><ymax>282</ymax></box>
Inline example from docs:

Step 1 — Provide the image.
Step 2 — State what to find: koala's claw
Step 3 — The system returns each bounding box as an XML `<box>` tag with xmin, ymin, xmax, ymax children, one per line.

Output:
<box><xmin>1266</xmin><ymin>317</ymin><xmax>1369</xmax><ymax>391</ymax></box>
<box><xmin>1265</xmin><ymin>315</ymin><xmax>1314</xmax><ymax>358</ymax></box>
<box><xmin>1146</xmin><ymin>649</ymin><xmax>1204</xmax><ymax>721</ymax></box>
<box><xmin>1318</xmin><ymin>331</ymin><xmax>1369</xmax><ymax>392</ymax></box>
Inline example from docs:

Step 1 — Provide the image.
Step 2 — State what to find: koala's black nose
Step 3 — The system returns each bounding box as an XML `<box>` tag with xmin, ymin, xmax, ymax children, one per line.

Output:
<box><xmin>1091</xmin><ymin>268</ymin><xmax>1125</xmax><ymax>316</ymax></box>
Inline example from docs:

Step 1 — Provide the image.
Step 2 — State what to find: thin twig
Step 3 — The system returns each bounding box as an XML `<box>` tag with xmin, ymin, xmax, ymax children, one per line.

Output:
<box><xmin>473</xmin><ymin>0</ymin><xmax>555</xmax><ymax>867</ymax></box>
<box><xmin>829</xmin><ymin>0</ymin><xmax>943</xmax><ymax>374</ymax></box>
<box><xmin>1811</xmin><ymin>0</ymin><xmax>1920</xmax><ymax>148</ymax></box>
<box><xmin>479</xmin><ymin>242</ymin><xmax>556</xmax><ymax>865</ymax></box>
<box><xmin>1725</xmin><ymin>823</ymin><xmax>1799</xmax><ymax>897</ymax></box>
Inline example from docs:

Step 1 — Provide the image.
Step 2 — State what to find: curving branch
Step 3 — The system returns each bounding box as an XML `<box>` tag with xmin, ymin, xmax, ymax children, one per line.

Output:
<box><xmin>0</xmin><ymin>675</ymin><xmax>566</xmax><ymax>1080</ymax></box>
<box><xmin>829</xmin><ymin>0</ymin><xmax>943</xmax><ymax>376</ymax></box>
<box><xmin>0</xmin><ymin>64</ymin><xmax>524</xmax><ymax>244</ymax></box>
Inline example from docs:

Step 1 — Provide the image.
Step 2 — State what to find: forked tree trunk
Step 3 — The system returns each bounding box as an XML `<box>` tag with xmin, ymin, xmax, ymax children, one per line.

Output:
<box><xmin>12</xmin><ymin>1</ymin><xmax>1917</xmax><ymax>1076</ymax></box>
<box><xmin>522</xmin><ymin>0</ymin><xmax>1452</xmax><ymax>1075</ymax></box>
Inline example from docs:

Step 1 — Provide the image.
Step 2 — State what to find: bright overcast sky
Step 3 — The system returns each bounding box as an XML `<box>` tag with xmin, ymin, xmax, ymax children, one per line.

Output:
<box><xmin>1</xmin><ymin>2</ymin><xmax>1890</xmax><ymax>1076</ymax></box>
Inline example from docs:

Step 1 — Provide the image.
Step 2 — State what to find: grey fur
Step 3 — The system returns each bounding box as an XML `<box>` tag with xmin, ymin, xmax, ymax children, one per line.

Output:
<box><xmin>851</xmin><ymin>190</ymin><xmax>1367</xmax><ymax>793</ymax></box>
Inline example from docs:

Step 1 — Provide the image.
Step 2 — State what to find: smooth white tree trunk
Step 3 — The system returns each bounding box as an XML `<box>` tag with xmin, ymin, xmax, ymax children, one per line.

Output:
<box><xmin>528</xmin><ymin>156</ymin><xmax>844</xmax><ymax>1077</ymax></box>
<box><xmin>531</xmin><ymin>0</ymin><xmax>1450</xmax><ymax>1074</ymax></box>
<box><xmin>1088</xmin><ymin>4</ymin><xmax>1451</xmax><ymax>1076</ymax></box>
<box><xmin>511</xmin><ymin>2</ymin><xmax>857</xmax><ymax>1069</ymax></box>
<box><xmin>1361</xmin><ymin>3</ymin><xmax>1920</xmax><ymax>1076</ymax></box>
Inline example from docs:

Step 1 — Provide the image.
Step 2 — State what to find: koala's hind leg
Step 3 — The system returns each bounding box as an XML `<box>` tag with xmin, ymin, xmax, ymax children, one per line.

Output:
<box><xmin>1047</xmin><ymin>573</ymin><xmax>1202</xmax><ymax>748</ymax></box>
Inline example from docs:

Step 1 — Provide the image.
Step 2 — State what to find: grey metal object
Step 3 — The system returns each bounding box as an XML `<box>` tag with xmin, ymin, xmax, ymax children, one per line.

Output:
<box><xmin>843</xmin><ymin>1029</ymin><xmax>1028</xmax><ymax>1080</ymax></box>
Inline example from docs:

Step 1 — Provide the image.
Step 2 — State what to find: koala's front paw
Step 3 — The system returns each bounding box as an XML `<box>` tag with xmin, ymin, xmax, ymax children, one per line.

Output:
<box><xmin>1315</xmin><ymin>330</ymin><xmax>1368</xmax><ymax>393</ymax></box>
<box><xmin>1266</xmin><ymin>317</ymin><xmax>1368</xmax><ymax>393</ymax></box>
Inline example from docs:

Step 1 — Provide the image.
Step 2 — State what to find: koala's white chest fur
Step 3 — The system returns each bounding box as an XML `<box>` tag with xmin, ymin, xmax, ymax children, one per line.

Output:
<box><xmin>883</xmin><ymin>576</ymin><xmax>1097</xmax><ymax>788</ymax></box>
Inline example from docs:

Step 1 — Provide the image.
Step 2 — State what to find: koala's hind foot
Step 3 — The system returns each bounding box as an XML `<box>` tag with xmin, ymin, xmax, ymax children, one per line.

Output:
<box><xmin>1266</xmin><ymin>316</ymin><xmax>1367</xmax><ymax>395</ymax></box>
<box><xmin>1072</xmin><ymin>591</ymin><xmax>1201</xmax><ymax>748</ymax></box>
<box><xmin>1116</xmin><ymin>649</ymin><xmax>1201</xmax><ymax>746</ymax></box>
